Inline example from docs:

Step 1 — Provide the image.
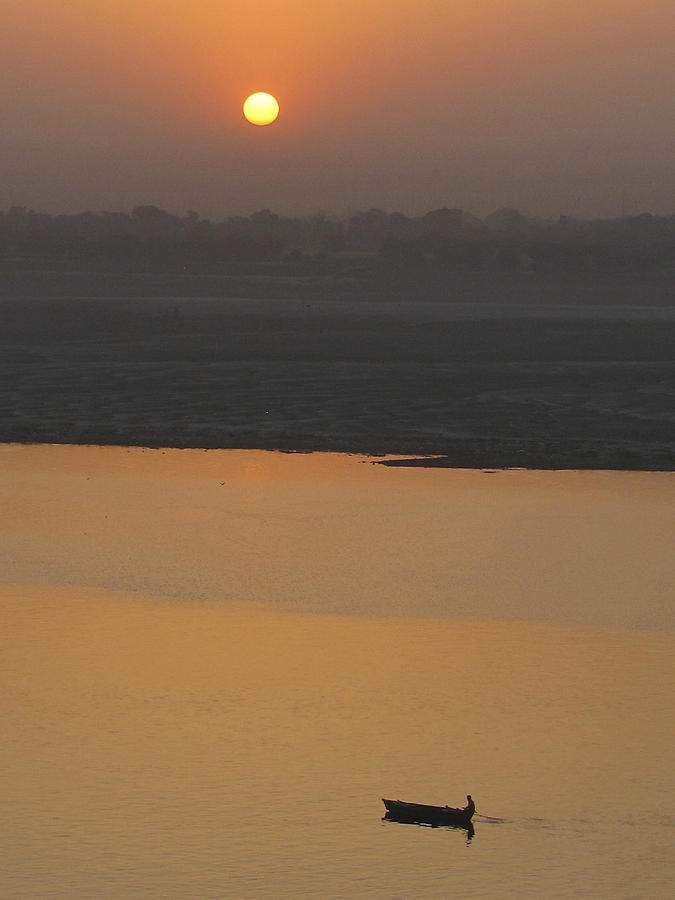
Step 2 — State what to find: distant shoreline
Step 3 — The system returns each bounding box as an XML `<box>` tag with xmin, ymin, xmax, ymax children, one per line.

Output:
<box><xmin>2</xmin><ymin>265</ymin><xmax>674</xmax><ymax>307</ymax></box>
<box><xmin>3</xmin><ymin>440</ymin><xmax>672</xmax><ymax>472</ymax></box>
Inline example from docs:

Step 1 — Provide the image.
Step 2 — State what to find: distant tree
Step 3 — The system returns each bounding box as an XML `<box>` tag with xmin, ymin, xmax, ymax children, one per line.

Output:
<box><xmin>528</xmin><ymin>239</ymin><xmax>586</xmax><ymax>271</ymax></box>
<box><xmin>96</xmin><ymin>233</ymin><xmax>145</xmax><ymax>266</ymax></box>
<box><xmin>131</xmin><ymin>205</ymin><xmax>180</xmax><ymax>238</ymax></box>
<box><xmin>432</xmin><ymin>236</ymin><xmax>487</xmax><ymax>270</ymax></box>
<box><xmin>485</xmin><ymin>208</ymin><xmax>533</xmax><ymax>232</ymax></box>
<box><xmin>422</xmin><ymin>207</ymin><xmax>465</xmax><ymax>230</ymax></box>
<box><xmin>347</xmin><ymin>208</ymin><xmax>390</xmax><ymax>249</ymax></box>
<box><xmin>379</xmin><ymin>237</ymin><xmax>425</xmax><ymax>269</ymax></box>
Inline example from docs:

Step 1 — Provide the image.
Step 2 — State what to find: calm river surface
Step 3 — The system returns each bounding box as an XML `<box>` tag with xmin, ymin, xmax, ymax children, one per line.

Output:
<box><xmin>2</xmin><ymin>445</ymin><xmax>673</xmax><ymax>899</ymax></box>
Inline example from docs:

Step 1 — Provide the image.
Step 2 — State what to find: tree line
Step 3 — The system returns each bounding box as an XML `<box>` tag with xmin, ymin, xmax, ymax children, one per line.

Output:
<box><xmin>2</xmin><ymin>204</ymin><xmax>675</xmax><ymax>275</ymax></box>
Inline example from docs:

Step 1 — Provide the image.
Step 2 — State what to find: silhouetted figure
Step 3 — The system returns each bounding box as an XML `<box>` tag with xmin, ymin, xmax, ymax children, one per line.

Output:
<box><xmin>464</xmin><ymin>794</ymin><xmax>475</xmax><ymax>816</ymax></box>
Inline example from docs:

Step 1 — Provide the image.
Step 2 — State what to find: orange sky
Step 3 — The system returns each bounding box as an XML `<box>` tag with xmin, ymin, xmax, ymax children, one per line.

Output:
<box><xmin>2</xmin><ymin>0</ymin><xmax>674</xmax><ymax>218</ymax></box>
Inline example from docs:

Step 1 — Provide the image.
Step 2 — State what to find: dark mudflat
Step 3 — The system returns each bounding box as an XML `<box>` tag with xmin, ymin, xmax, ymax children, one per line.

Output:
<box><xmin>1</xmin><ymin>295</ymin><xmax>673</xmax><ymax>470</ymax></box>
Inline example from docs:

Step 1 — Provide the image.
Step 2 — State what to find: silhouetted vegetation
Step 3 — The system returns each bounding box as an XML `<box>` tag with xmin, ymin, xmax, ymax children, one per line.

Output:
<box><xmin>2</xmin><ymin>204</ymin><xmax>675</xmax><ymax>270</ymax></box>
<box><xmin>1</xmin><ymin>204</ymin><xmax>674</xmax><ymax>303</ymax></box>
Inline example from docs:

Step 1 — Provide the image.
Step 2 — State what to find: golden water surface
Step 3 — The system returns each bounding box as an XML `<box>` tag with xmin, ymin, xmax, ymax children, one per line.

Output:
<box><xmin>1</xmin><ymin>445</ymin><xmax>673</xmax><ymax>899</ymax></box>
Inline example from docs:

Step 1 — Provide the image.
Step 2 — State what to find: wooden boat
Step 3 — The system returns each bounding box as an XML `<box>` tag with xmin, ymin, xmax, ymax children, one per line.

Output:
<box><xmin>382</xmin><ymin>798</ymin><xmax>474</xmax><ymax>828</ymax></box>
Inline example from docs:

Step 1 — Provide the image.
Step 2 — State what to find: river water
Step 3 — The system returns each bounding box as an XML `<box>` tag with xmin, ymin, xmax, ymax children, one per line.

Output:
<box><xmin>1</xmin><ymin>445</ymin><xmax>673</xmax><ymax>898</ymax></box>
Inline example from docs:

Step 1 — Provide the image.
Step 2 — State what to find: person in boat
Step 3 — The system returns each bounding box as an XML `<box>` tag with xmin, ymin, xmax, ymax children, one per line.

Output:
<box><xmin>463</xmin><ymin>794</ymin><xmax>475</xmax><ymax>815</ymax></box>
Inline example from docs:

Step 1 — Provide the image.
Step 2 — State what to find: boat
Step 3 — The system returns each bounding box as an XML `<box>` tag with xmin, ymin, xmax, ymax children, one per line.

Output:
<box><xmin>382</xmin><ymin>798</ymin><xmax>474</xmax><ymax>828</ymax></box>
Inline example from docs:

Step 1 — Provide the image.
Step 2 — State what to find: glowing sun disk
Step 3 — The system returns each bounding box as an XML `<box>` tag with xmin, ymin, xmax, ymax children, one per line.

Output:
<box><xmin>243</xmin><ymin>92</ymin><xmax>279</xmax><ymax>126</ymax></box>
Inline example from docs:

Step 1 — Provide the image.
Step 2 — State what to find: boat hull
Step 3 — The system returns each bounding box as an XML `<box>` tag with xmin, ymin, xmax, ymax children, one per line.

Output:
<box><xmin>382</xmin><ymin>798</ymin><xmax>474</xmax><ymax>828</ymax></box>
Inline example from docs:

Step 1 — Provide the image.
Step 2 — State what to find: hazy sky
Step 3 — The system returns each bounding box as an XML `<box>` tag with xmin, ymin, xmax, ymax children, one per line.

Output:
<box><xmin>2</xmin><ymin>0</ymin><xmax>674</xmax><ymax>219</ymax></box>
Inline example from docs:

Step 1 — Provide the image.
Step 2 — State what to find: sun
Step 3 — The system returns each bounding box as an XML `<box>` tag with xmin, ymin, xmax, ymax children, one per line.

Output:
<box><xmin>243</xmin><ymin>92</ymin><xmax>279</xmax><ymax>126</ymax></box>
